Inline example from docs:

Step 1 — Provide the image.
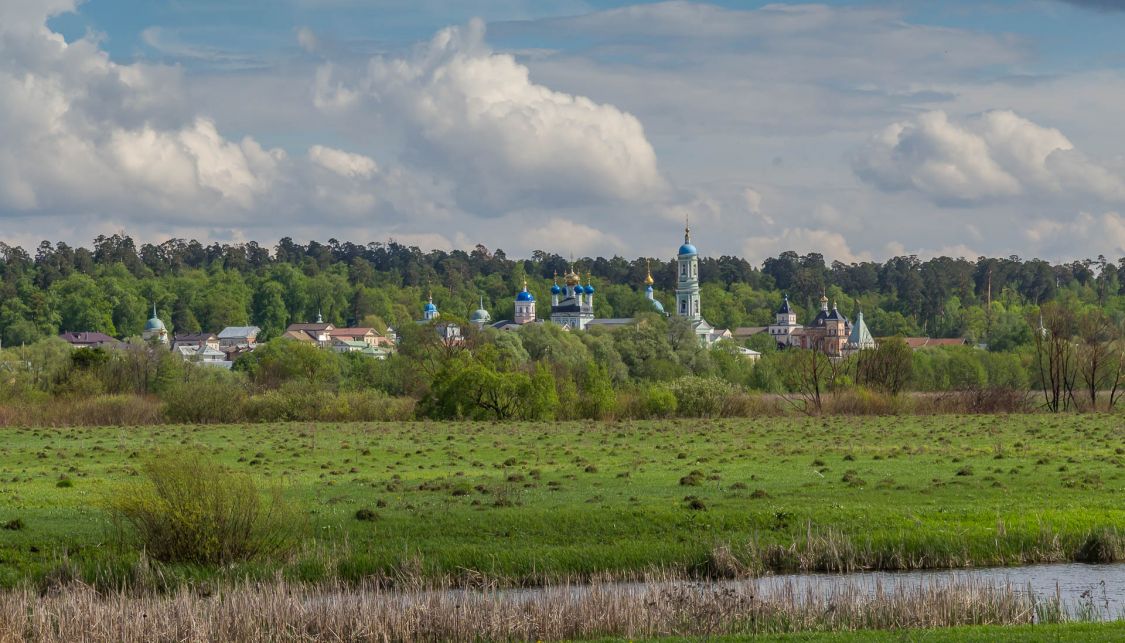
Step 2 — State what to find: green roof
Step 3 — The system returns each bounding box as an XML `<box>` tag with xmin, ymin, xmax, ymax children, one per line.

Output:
<box><xmin>846</xmin><ymin>311</ymin><xmax>875</xmax><ymax>349</ymax></box>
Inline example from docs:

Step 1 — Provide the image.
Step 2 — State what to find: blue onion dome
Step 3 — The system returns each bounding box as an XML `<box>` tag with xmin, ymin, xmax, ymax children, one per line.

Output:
<box><xmin>550</xmin><ymin>283</ymin><xmax>561</xmax><ymax>295</ymax></box>
<box><xmin>517</xmin><ymin>279</ymin><xmax>535</xmax><ymax>302</ymax></box>
<box><xmin>423</xmin><ymin>301</ymin><xmax>437</xmax><ymax>313</ymax></box>
<box><xmin>678</xmin><ymin>224</ymin><xmax>697</xmax><ymax>256</ymax></box>
<box><xmin>584</xmin><ymin>283</ymin><xmax>595</xmax><ymax>295</ymax></box>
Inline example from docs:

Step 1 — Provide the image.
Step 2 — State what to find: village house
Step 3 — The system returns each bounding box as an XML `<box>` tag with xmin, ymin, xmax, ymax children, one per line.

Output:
<box><xmin>174</xmin><ymin>344</ymin><xmax>232</xmax><ymax>368</ymax></box>
<box><xmin>328</xmin><ymin>327</ymin><xmax>392</xmax><ymax>347</ymax></box>
<box><xmin>59</xmin><ymin>331</ymin><xmax>120</xmax><ymax>349</ymax></box>
<box><xmin>171</xmin><ymin>332</ymin><xmax>220</xmax><ymax>352</ymax></box>
<box><xmin>285</xmin><ymin>320</ymin><xmax>334</xmax><ymax>346</ymax></box>
<box><xmin>217</xmin><ymin>325</ymin><xmax>259</xmax><ymax>361</ymax></box>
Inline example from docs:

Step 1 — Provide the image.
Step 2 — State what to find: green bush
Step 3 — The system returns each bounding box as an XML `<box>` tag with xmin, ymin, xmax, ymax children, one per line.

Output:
<box><xmin>242</xmin><ymin>386</ymin><xmax>415</xmax><ymax>422</ymax></box>
<box><xmin>162</xmin><ymin>379</ymin><xmax>247</xmax><ymax>424</ymax></box>
<box><xmin>643</xmin><ymin>385</ymin><xmax>678</xmax><ymax>418</ymax></box>
<box><xmin>825</xmin><ymin>387</ymin><xmax>905</xmax><ymax>415</ymax></box>
<box><xmin>318</xmin><ymin>390</ymin><xmax>416</xmax><ymax>422</ymax></box>
<box><xmin>667</xmin><ymin>376</ymin><xmax>736</xmax><ymax>417</ymax></box>
<box><xmin>107</xmin><ymin>451</ymin><xmax>298</xmax><ymax>564</ymax></box>
<box><xmin>242</xmin><ymin>386</ymin><xmax>314</xmax><ymax>422</ymax></box>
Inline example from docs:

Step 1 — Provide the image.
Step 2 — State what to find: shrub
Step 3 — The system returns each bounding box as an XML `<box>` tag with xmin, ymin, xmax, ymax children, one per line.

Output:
<box><xmin>720</xmin><ymin>392</ymin><xmax>784</xmax><ymax>417</ymax></box>
<box><xmin>825</xmin><ymin>388</ymin><xmax>904</xmax><ymax>416</ymax></box>
<box><xmin>643</xmin><ymin>386</ymin><xmax>678</xmax><ymax>418</ymax></box>
<box><xmin>107</xmin><ymin>451</ymin><xmax>298</xmax><ymax>564</ymax></box>
<box><xmin>162</xmin><ymin>380</ymin><xmax>246</xmax><ymax>424</ymax></box>
<box><xmin>242</xmin><ymin>387</ymin><xmax>415</xmax><ymax>423</ymax></box>
<box><xmin>919</xmin><ymin>387</ymin><xmax>1032</xmax><ymax>415</ymax></box>
<box><xmin>667</xmin><ymin>376</ymin><xmax>736</xmax><ymax>417</ymax></box>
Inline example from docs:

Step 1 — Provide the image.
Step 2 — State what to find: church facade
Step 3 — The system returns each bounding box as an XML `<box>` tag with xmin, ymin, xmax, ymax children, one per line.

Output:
<box><xmin>549</xmin><ymin>269</ymin><xmax>596</xmax><ymax>330</ymax></box>
<box><xmin>766</xmin><ymin>293</ymin><xmax>875</xmax><ymax>357</ymax></box>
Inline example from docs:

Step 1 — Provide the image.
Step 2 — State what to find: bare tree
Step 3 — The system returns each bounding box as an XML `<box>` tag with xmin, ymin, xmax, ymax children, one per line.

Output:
<box><xmin>1031</xmin><ymin>303</ymin><xmax>1078</xmax><ymax>413</ymax></box>
<box><xmin>1105</xmin><ymin>321</ymin><xmax>1125</xmax><ymax>411</ymax></box>
<box><xmin>1076</xmin><ymin>309</ymin><xmax>1115</xmax><ymax>411</ymax></box>
<box><xmin>855</xmin><ymin>337</ymin><xmax>913</xmax><ymax>396</ymax></box>
<box><xmin>782</xmin><ymin>337</ymin><xmax>846</xmax><ymax>415</ymax></box>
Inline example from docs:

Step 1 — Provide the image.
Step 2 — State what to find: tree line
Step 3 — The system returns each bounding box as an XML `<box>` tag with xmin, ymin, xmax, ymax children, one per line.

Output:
<box><xmin>3</xmin><ymin>235</ymin><xmax>1124</xmax><ymax>350</ymax></box>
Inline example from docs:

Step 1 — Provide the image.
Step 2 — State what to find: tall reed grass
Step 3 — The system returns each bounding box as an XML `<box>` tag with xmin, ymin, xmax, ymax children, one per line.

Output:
<box><xmin>0</xmin><ymin>394</ymin><xmax>163</xmax><ymax>427</ymax></box>
<box><xmin>0</xmin><ymin>573</ymin><xmax>1076</xmax><ymax>642</ymax></box>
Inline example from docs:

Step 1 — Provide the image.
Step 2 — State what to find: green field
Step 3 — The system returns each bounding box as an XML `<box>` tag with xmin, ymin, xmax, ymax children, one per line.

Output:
<box><xmin>2</xmin><ymin>414</ymin><xmax>1125</xmax><ymax>587</ymax></box>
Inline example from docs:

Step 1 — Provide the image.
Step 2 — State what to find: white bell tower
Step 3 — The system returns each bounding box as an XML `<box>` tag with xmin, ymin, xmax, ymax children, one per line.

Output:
<box><xmin>674</xmin><ymin>223</ymin><xmax>701</xmax><ymax>321</ymax></box>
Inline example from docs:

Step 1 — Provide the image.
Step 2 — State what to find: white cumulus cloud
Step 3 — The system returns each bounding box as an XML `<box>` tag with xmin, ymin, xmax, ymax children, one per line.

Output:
<box><xmin>0</xmin><ymin>0</ymin><xmax>285</xmax><ymax>221</ymax></box>
<box><xmin>854</xmin><ymin>109</ymin><xmax>1125</xmax><ymax>205</ymax></box>
<box><xmin>743</xmin><ymin>228</ymin><xmax>872</xmax><ymax>264</ymax></box>
<box><xmin>314</xmin><ymin>18</ymin><xmax>666</xmax><ymax>212</ymax></box>
<box><xmin>308</xmin><ymin>145</ymin><xmax>378</xmax><ymax>179</ymax></box>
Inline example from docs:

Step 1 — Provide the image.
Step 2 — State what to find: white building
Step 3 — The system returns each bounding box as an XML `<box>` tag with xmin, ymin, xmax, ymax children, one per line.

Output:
<box><xmin>514</xmin><ymin>280</ymin><xmax>536</xmax><ymax>324</ymax></box>
<box><xmin>673</xmin><ymin>223</ymin><xmax>720</xmax><ymax>345</ymax></box>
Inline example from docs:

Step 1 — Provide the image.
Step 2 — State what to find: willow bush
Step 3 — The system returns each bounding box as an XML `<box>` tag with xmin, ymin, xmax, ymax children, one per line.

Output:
<box><xmin>107</xmin><ymin>451</ymin><xmax>298</xmax><ymax>565</ymax></box>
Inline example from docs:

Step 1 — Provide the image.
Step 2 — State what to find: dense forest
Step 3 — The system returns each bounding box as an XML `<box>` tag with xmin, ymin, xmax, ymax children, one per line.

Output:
<box><xmin>1</xmin><ymin>234</ymin><xmax>1122</xmax><ymax>349</ymax></box>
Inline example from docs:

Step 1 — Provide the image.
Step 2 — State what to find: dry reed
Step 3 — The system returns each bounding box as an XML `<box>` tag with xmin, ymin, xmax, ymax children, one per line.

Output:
<box><xmin>0</xmin><ymin>572</ymin><xmax>1072</xmax><ymax>642</ymax></box>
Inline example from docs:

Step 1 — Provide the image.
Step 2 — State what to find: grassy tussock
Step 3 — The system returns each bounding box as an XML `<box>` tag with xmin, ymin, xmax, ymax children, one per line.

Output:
<box><xmin>0</xmin><ymin>574</ymin><xmax>1070</xmax><ymax>642</ymax></box>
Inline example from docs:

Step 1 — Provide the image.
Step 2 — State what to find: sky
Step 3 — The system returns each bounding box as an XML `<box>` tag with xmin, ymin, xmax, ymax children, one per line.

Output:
<box><xmin>3</xmin><ymin>0</ymin><xmax>1125</xmax><ymax>264</ymax></box>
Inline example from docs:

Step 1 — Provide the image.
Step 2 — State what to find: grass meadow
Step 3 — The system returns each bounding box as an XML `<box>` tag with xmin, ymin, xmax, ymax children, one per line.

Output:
<box><xmin>2</xmin><ymin>414</ymin><xmax>1125</xmax><ymax>588</ymax></box>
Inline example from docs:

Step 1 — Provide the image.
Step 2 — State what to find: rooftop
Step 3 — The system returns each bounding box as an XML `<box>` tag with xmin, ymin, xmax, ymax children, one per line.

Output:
<box><xmin>218</xmin><ymin>326</ymin><xmax>260</xmax><ymax>338</ymax></box>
